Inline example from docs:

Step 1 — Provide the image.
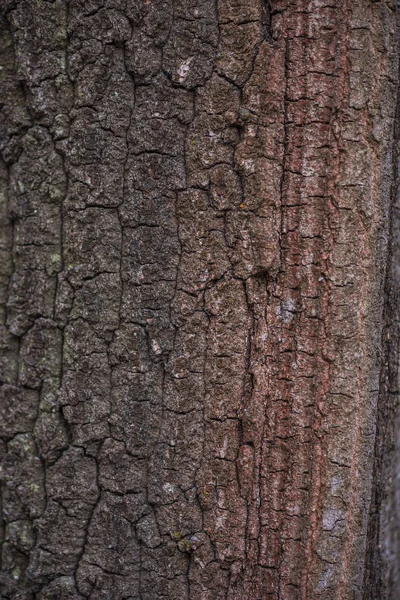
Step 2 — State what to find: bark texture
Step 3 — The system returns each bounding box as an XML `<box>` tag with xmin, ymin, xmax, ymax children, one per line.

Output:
<box><xmin>0</xmin><ymin>1</ymin><xmax>399</xmax><ymax>599</ymax></box>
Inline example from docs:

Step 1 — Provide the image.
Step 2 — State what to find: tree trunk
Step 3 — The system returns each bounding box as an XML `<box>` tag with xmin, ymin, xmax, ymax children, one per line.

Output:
<box><xmin>1</xmin><ymin>1</ymin><xmax>400</xmax><ymax>598</ymax></box>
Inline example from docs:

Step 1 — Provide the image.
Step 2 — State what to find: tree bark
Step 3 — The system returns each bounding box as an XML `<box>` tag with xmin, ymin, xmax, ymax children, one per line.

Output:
<box><xmin>1</xmin><ymin>1</ymin><xmax>400</xmax><ymax>599</ymax></box>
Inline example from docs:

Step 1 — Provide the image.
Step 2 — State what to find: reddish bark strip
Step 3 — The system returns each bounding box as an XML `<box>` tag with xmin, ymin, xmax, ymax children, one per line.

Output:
<box><xmin>0</xmin><ymin>1</ymin><xmax>399</xmax><ymax>599</ymax></box>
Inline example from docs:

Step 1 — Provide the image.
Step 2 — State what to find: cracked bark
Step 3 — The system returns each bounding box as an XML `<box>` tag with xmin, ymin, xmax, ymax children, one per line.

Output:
<box><xmin>1</xmin><ymin>1</ymin><xmax>400</xmax><ymax>599</ymax></box>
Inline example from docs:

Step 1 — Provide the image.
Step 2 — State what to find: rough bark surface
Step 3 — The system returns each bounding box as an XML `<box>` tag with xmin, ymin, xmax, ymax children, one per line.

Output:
<box><xmin>0</xmin><ymin>1</ymin><xmax>399</xmax><ymax>599</ymax></box>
